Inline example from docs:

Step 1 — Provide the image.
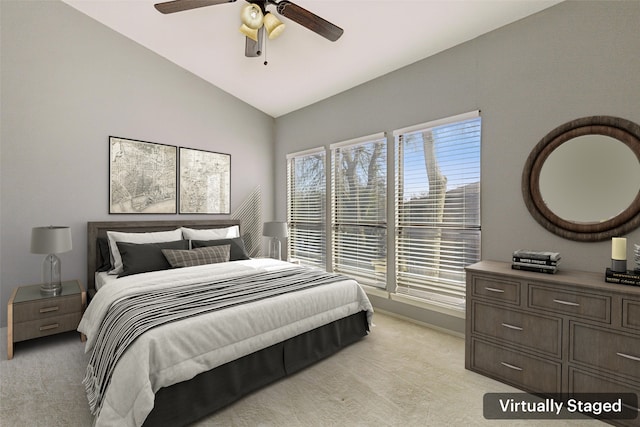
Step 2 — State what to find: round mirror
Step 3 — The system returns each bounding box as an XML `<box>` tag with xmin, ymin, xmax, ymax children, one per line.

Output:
<box><xmin>522</xmin><ymin>116</ymin><xmax>640</xmax><ymax>241</ymax></box>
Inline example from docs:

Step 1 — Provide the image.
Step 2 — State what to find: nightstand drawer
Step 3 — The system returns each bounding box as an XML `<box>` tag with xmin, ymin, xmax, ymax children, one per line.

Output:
<box><xmin>471</xmin><ymin>338</ymin><xmax>561</xmax><ymax>393</ymax></box>
<box><xmin>13</xmin><ymin>312</ymin><xmax>83</xmax><ymax>342</ymax></box>
<box><xmin>623</xmin><ymin>298</ymin><xmax>640</xmax><ymax>331</ymax></box>
<box><xmin>472</xmin><ymin>301</ymin><xmax>561</xmax><ymax>357</ymax></box>
<box><xmin>471</xmin><ymin>276</ymin><xmax>520</xmax><ymax>305</ymax></box>
<box><xmin>12</xmin><ymin>294</ymin><xmax>81</xmax><ymax>323</ymax></box>
<box><xmin>571</xmin><ymin>323</ymin><xmax>640</xmax><ymax>381</ymax></box>
<box><xmin>528</xmin><ymin>285</ymin><xmax>610</xmax><ymax>323</ymax></box>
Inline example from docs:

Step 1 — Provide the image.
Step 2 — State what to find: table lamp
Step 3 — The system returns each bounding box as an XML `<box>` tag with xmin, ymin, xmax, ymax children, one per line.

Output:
<box><xmin>263</xmin><ymin>222</ymin><xmax>288</xmax><ymax>260</ymax></box>
<box><xmin>31</xmin><ymin>226</ymin><xmax>72</xmax><ymax>295</ymax></box>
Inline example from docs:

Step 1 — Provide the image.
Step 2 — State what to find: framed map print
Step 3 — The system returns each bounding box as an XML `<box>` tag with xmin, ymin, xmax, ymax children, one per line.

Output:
<box><xmin>179</xmin><ymin>147</ymin><xmax>231</xmax><ymax>214</ymax></box>
<box><xmin>109</xmin><ymin>136</ymin><xmax>177</xmax><ymax>214</ymax></box>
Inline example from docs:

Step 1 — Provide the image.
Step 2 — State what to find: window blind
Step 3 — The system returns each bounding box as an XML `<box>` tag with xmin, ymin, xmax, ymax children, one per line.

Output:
<box><xmin>287</xmin><ymin>149</ymin><xmax>326</xmax><ymax>268</ymax></box>
<box><xmin>394</xmin><ymin>113</ymin><xmax>481</xmax><ymax>307</ymax></box>
<box><xmin>331</xmin><ymin>134</ymin><xmax>387</xmax><ymax>287</ymax></box>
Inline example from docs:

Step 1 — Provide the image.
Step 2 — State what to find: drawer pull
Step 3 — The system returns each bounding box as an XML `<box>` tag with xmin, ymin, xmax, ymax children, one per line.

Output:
<box><xmin>500</xmin><ymin>361</ymin><xmax>523</xmax><ymax>371</ymax></box>
<box><xmin>616</xmin><ymin>352</ymin><xmax>640</xmax><ymax>362</ymax></box>
<box><xmin>484</xmin><ymin>287</ymin><xmax>505</xmax><ymax>293</ymax></box>
<box><xmin>40</xmin><ymin>306</ymin><xmax>59</xmax><ymax>313</ymax></box>
<box><xmin>501</xmin><ymin>323</ymin><xmax>523</xmax><ymax>331</ymax></box>
<box><xmin>39</xmin><ymin>323</ymin><xmax>59</xmax><ymax>331</ymax></box>
<box><xmin>552</xmin><ymin>299</ymin><xmax>580</xmax><ymax>307</ymax></box>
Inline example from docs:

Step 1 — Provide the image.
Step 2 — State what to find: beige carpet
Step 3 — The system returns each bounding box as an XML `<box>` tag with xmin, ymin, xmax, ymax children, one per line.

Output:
<box><xmin>0</xmin><ymin>311</ymin><xmax>601</xmax><ymax>426</ymax></box>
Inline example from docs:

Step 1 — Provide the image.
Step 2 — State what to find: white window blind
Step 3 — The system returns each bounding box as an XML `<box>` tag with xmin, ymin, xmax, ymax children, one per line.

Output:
<box><xmin>331</xmin><ymin>134</ymin><xmax>387</xmax><ymax>287</ymax></box>
<box><xmin>287</xmin><ymin>148</ymin><xmax>326</xmax><ymax>268</ymax></box>
<box><xmin>394</xmin><ymin>112</ymin><xmax>481</xmax><ymax>308</ymax></box>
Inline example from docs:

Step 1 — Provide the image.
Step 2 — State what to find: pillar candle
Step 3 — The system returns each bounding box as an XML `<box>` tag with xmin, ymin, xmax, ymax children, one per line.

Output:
<box><xmin>612</xmin><ymin>237</ymin><xmax>627</xmax><ymax>260</ymax></box>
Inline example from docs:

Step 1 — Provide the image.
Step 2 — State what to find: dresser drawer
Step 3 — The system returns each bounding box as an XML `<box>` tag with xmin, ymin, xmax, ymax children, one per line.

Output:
<box><xmin>470</xmin><ymin>338</ymin><xmax>561</xmax><ymax>393</ymax></box>
<box><xmin>471</xmin><ymin>275</ymin><xmax>520</xmax><ymax>305</ymax></box>
<box><xmin>13</xmin><ymin>312</ymin><xmax>83</xmax><ymax>342</ymax></box>
<box><xmin>12</xmin><ymin>294</ymin><xmax>81</xmax><ymax>323</ymax></box>
<box><xmin>623</xmin><ymin>298</ymin><xmax>640</xmax><ymax>331</ymax></box>
<box><xmin>571</xmin><ymin>323</ymin><xmax>640</xmax><ymax>382</ymax></box>
<box><xmin>472</xmin><ymin>301</ymin><xmax>561</xmax><ymax>357</ymax></box>
<box><xmin>568</xmin><ymin>367</ymin><xmax>640</xmax><ymax>427</ymax></box>
<box><xmin>528</xmin><ymin>285</ymin><xmax>610</xmax><ymax>323</ymax></box>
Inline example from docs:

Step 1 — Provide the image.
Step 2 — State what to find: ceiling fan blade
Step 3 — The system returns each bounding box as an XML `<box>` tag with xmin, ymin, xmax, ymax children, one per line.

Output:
<box><xmin>154</xmin><ymin>0</ymin><xmax>236</xmax><ymax>15</ymax></box>
<box><xmin>276</xmin><ymin>1</ymin><xmax>343</xmax><ymax>42</ymax></box>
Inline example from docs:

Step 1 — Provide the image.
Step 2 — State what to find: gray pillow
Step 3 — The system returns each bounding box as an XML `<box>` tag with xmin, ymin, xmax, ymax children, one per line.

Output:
<box><xmin>191</xmin><ymin>237</ymin><xmax>250</xmax><ymax>261</ymax></box>
<box><xmin>116</xmin><ymin>240</ymin><xmax>189</xmax><ymax>277</ymax></box>
<box><xmin>162</xmin><ymin>245</ymin><xmax>231</xmax><ymax>268</ymax></box>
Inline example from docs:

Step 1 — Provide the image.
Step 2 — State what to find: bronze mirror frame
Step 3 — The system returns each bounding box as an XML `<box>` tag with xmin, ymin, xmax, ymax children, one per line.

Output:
<box><xmin>522</xmin><ymin>116</ymin><xmax>640</xmax><ymax>242</ymax></box>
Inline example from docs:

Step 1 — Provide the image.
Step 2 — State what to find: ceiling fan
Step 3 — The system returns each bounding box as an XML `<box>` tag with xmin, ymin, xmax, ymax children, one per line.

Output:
<box><xmin>154</xmin><ymin>0</ymin><xmax>344</xmax><ymax>59</ymax></box>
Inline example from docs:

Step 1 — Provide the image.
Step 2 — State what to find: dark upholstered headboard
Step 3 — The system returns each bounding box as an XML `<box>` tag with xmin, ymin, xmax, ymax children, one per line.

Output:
<box><xmin>87</xmin><ymin>220</ymin><xmax>241</xmax><ymax>297</ymax></box>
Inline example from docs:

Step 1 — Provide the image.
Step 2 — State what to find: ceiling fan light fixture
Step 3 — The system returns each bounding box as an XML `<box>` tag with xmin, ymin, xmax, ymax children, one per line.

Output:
<box><xmin>239</xmin><ymin>23</ymin><xmax>260</xmax><ymax>41</ymax></box>
<box><xmin>240</xmin><ymin>3</ymin><xmax>264</xmax><ymax>29</ymax></box>
<box><xmin>263</xmin><ymin>12</ymin><xmax>285</xmax><ymax>39</ymax></box>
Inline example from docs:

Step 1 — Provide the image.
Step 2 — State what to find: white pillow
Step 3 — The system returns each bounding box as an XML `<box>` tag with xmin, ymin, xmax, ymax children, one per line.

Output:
<box><xmin>106</xmin><ymin>229</ymin><xmax>182</xmax><ymax>275</ymax></box>
<box><xmin>180</xmin><ymin>225</ymin><xmax>239</xmax><ymax>240</ymax></box>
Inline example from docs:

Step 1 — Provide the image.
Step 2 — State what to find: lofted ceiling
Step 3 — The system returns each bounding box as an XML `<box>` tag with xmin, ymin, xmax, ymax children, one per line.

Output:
<box><xmin>62</xmin><ymin>0</ymin><xmax>561</xmax><ymax>117</ymax></box>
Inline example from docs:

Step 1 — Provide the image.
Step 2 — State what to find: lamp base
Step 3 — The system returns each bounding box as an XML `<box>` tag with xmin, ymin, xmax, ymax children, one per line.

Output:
<box><xmin>269</xmin><ymin>237</ymin><xmax>281</xmax><ymax>261</ymax></box>
<box><xmin>40</xmin><ymin>282</ymin><xmax>62</xmax><ymax>296</ymax></box>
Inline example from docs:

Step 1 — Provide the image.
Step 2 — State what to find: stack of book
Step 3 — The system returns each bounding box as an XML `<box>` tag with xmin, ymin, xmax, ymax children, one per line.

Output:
<box><xmin>512</xmin><ymin>250</ymin><xmax>561</xmax><ymax>274</ymax></box>
<box><xmin>605</xmin><ymin>268</ymin><xmax>640</xmax><ymax>286</ymax></box>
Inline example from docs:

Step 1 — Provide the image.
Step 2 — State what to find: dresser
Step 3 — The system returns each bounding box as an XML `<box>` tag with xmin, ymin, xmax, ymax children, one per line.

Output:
<box><xmin>465</xmin><ymin>261</ymin><xmax>640</xmax><ymax>426</ymax></box>
<box><xmin>7</xmin><ymin>280</ymin><xmax>86</xmax><ymax>359</ymax></box>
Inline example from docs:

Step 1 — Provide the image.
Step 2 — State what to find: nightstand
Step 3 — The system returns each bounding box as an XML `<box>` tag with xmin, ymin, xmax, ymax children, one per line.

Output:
<box><xmin>7</xmin><ymin>279</ymin><xmax>86</xmax><ymax>359</ymax></box>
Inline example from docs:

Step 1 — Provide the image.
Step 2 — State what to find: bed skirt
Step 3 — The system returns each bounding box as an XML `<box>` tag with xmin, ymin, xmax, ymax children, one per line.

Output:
<box><xmin>142</xmin><ymin>310</ymin><xmax>370</xmax><ymax>427</ymax></box>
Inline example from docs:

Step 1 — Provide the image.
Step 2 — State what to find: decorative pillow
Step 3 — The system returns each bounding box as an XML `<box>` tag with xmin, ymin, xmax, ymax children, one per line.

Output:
<box><xmin>180</xmin><ymin>226</ymin><xmax>239</xmax><ymax>241</ymax></box>
<box><xmin>116</xmin><ymin>240</ymin><xmax>189</xmax><ymax>278</ymax></box>
<box><xmin>162</xmin><ymin>245</ymin><xmax>231</xmax><ymax>268</ymax></box>
<box><xmin>97</xmin><ymin>237</ymin><xmax>112</xmax><ymax>272</ymax></box>
<box><xmin>191</xmin><ymin>237</ymin><xmax>250</xmax><ymax>261</ymax></box>
<box><xmin>106</xmin><ymin>229</ymin><xmax>182</xmax><ymax>275</ymax></box>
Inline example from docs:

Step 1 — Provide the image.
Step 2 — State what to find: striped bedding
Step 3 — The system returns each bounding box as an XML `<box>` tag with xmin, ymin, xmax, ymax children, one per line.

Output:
<box><xmin>78</xmin><ymin>259</ymin><xmax>373</xmax><ymax>427</ymax></box>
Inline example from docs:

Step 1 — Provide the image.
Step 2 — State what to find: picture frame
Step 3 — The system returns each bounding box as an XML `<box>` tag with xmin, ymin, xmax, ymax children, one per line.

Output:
<box><xmin>109</xmin><ymin>136</ymin><xmax>177</xmax><ymax>214</ymax></box>
<box><xmin>179</xmin><ymin>147</ymin><xmax>231</xmax><ymax>214</ymax></box>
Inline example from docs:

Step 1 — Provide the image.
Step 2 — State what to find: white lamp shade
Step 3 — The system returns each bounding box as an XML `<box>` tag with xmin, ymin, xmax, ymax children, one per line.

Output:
<box><xmin>262</xmin><ymin>222</ymin><xmax>288</xmax><ymax>239</ymax></box>
<box><xmin>31</xmin><ymin>226</ymin><xmax>72</xmax><ymax>254</ymax></box>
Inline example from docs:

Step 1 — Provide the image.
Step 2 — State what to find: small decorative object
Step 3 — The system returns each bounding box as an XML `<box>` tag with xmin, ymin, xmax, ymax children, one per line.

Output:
<box><xmin>635</xmin><ymin>244</ymin><xmax>640</xmax><ymax>273</ymax></box>
<box><xmin>179</xmin><ymin>148</ymin><xmax>231</xmax><ymax>214</ymax></box>
<box><xmin>611</xmin><ymin>237</ymin><xmax>627</xmax><ymax>273</ymax></box>
<box><xmin>511</xmin><ymin>250</ymin><xmax>560</xmax><ymax>274</ymax></box>
<box><xmin>31</xmin><ymin>226</ymin><xmax>72</xmax><ymax>295</ymax></box>
<box><xmin>109</xmin><ymin>136</ymin><xmax>177</xmax><ymax>214</ymax></box>
<box><xmin>263</xmin><ymin>221</ymin><xmax>288</xmax><ymax>260</ymax></box>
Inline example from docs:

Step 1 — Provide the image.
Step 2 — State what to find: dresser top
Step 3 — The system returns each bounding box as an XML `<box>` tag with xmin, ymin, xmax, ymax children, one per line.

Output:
<box><xmin>13</xmin><ymin>280</ymin><xmax>82</xmax><ymax>304</ymax></box>
<box><xmin>466</xmin><ymin>260</ymin><xmax>640</xmax><ymax>296</ymax></box>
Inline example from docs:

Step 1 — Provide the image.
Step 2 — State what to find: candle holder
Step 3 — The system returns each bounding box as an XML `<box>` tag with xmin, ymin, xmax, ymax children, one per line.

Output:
<box><xmin>611</xmin><ymin>237</ymin><xmax>627</xmax><ymax>273</ymax></box>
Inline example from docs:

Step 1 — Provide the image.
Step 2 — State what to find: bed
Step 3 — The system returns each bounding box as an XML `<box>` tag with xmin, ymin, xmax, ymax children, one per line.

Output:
<box><xmin>81</xmin><ymin>220</ymin><xmax>373</xmax><ymax>427</ymax></box>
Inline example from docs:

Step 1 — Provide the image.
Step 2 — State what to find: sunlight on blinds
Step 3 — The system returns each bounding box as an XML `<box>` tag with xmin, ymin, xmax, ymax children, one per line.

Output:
<box><xmin>395</xmin><ymin>113</ymin><xmax>481</xmax><ymax>307</ymax></box>
<box><xmin>331</xmin><ymin>134</ymin><xmax>387</xmax><ymax>287</ymax></box>
<box><xmin>287</xmin><ymin>149</ymin><xmax>326</xmax><ymax>268</ymax></box>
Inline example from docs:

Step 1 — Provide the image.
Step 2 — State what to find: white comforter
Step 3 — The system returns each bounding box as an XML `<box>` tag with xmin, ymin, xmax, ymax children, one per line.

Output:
<box><xmin>78</xmin><ymin>259</ymin><xmax>373</xmax><ymax>427</ymax></box>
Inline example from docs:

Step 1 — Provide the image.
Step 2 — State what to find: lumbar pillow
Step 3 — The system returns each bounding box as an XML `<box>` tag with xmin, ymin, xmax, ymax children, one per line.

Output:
<box><xmin>162</xmin><ymin>245</ymin><xmax>231</xmax><ymax>268</ymax></box>
<box><xmin>116</xmin><ymin>240</ymin><xmax>189</xmax><ymax>277</ymax></box>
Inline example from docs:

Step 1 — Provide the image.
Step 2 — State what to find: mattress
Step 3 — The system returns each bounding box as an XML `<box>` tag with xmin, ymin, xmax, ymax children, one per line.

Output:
<box><xmin>79</xmin><ymin>258</ymin><xmax>373</xmax><ymax>427</ymax></box>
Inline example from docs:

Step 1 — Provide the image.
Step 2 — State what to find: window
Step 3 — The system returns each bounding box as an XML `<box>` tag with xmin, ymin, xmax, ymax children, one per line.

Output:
<box><xmin>286</xmin><ymin>148</ymin><xmax>326</xmax><ymax>268</ymax></box>
<box><xmin>331</xmin><ymin>134</ymin><xmax>387</xmax><ymax>287</ymax></box>
<box><xmin>394</xmin><ymin>112</ymin><xmax>481</xmax><ymax>308</ymax></box>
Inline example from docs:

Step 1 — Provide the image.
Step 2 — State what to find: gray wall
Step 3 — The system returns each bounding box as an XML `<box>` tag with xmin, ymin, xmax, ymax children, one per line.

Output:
<box><xmin>275</xmin><ymin>0</ymin><xmax>640</xmax><ymax>271</ymax></box>
<box><xmin>0</xmin><ymin>1</ymin><xmax>275</xmax><ymax>327</ymax></box>
<box><xmin>274</xmin><ymin>1</ymin><xmax>640</xmax><ymax>330</ymax></box>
